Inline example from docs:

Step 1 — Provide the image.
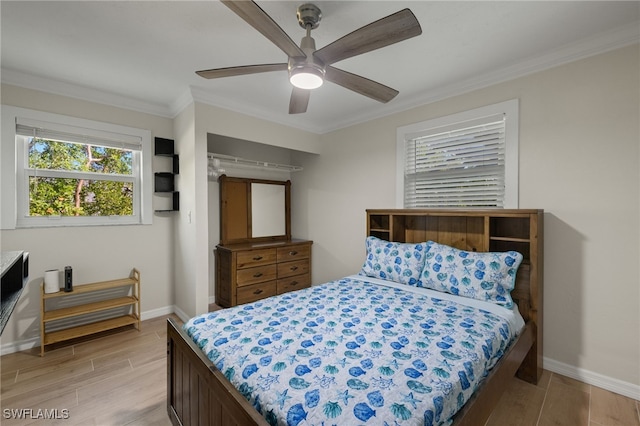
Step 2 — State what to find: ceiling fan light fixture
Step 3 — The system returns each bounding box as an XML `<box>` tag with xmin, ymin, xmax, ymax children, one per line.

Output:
<box><xmin>289</xmin><ymin>63</ymin><xmax>324</xmax><ymax>89</ymax></box>
<box><xmin>199</xmin><ymin>2</ymin><xmax>422</xmax><ymax>113</ymax></box>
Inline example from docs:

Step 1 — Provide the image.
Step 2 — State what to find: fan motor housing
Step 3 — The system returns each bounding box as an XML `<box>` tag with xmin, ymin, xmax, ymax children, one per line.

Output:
<box><xmin>297</xmin><ymin>3</ymin><xmax>321</xmax><ymax>29</ymax></box>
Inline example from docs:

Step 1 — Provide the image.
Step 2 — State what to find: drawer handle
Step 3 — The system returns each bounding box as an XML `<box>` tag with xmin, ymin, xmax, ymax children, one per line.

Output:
<box><xmin>289</xmin><ymin>251</ymin><xmax>298</xmax><ymax>256</ymax></box>
<box><xmin>290</xmin><ymin>281</ymin><xmax>298</xmax><ymax>286</ymax></box>
<box><xmin>253</xmin><ymin>289</ymin><xmax>263</xmax><ymax>295</ymax></box>
<box><xmin>253</xmin><ymin>272</ymin><xmax>263</xmax><ymax>278</ymax></box>
<box><xmin>253</xmin><ymin>255</ymin><xmax>263</xmax><ymax>261</ymax></box>
<box><xmin>290</xmin><ymin>266</ymin><xmax>298</xmax><ymax>271</ymax></box>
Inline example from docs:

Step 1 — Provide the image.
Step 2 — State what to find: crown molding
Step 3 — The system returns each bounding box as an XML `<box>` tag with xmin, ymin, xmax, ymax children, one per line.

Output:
<box><xmin>188</xmin><ymin>86</ymin><xmax>325</xmax><ymax>134</ymax></box>
<box><xmin>169</xmin><ymin>88</ymin><xmax>197</xmax><ymax>117</ymax></box>
<box><xmin>2</xmin><ymin>22</ymin><xmax>638</xmax><ymax>133</ymax></box>
<box><xmin>0</xmin><ymin>68</ymin><xmax>175</xmax><ymax>118</ymax></box>
<box><xmin>315</xmin><ymin>21</ymin><xmax>640</xmax><ymax>134</ymax></box>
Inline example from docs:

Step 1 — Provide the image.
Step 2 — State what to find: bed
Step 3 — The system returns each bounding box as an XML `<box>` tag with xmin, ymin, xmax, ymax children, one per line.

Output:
<box><xmin>167</xmin><ymin>209</ymin><xmax>543</xmax><ymax>426</ymax></box>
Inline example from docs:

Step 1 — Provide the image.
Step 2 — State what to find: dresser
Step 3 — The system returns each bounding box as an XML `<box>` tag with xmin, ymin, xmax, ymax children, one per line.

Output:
<box><xmin>215</xmin><ymin>239</ymin><xmax>312</xmax><ymax>308</ymax></box>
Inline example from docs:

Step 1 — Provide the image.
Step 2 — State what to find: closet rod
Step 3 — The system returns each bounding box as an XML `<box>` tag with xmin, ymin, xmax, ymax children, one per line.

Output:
<box><xmin>208</xmin><ymin>153</ymin><xmax>303</xmax><ymax>172</ymax></box>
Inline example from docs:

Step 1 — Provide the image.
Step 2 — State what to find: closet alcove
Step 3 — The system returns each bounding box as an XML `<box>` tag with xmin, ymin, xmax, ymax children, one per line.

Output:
<box><xmin>208</xmin><ymin>134</ymin><xmax>312</xmax><ymax>308</ymax></box>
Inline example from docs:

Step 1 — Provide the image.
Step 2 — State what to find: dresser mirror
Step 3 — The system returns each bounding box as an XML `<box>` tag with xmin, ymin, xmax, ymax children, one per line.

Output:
<box><xmin>251</xmin><ymin>183</ymin><xmax>286</xmax><ymax>238</ymax></box>
<box><xmin>219</xmin><ymin>175</ymin><xmax>291</xmax><ymax>245</ymax></box>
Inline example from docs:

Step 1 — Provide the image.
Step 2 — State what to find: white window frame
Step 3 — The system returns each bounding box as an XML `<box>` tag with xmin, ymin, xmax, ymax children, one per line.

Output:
<box><xmin>1</xmin><ymin>106</ymin><xmax>153</xmax><ymax>228</ymax></box>
<box><xmin>396</xmin><ymin>99</ymin><xmax>519</xmax><ymax>209</ymax></box>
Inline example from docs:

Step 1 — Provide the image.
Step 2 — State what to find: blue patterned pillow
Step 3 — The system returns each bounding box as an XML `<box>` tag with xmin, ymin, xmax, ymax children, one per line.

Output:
<box><xmin>421</xmin><ymin>241</ymin><xmax>523</xmax><ymax>308</ymax></box>
<box><xmin>360</xmin><ymin>236</ymin><xmax>426</xmax><ymax>286</ymax></box>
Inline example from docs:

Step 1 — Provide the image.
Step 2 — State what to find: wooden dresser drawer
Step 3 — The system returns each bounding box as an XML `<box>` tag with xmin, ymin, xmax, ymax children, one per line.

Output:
<box><xmin>237</xmin><ymin>281</ymin><xmax>276</xmax><ymax>305</ymax></box>
<box><xmin>236</xmin><ymin>264</ymin><xmax>277</xmax><ymax>286</ymax></box>
<box><xmin>216</xmin><ymin>240</ymin><xmax>312</xmax><ymax>308</ymax></box>
<box><xmin>277</xmin><ymin>245</ymin><xmax>310</xmax><ymax>262</ymax></box>
<box><xmin>277</xmin><ymin>259</ymin><xmax>309</xmax><ymax>279</ymax></box>
<box><xmin>236</xmin><ymin>248</ymin><xmax>277</xmax><ymax>269</ymax></box>
<box><xmin>277</xmin><ymin>274</ymin><xmax>310</xmax><ymax>294</ymax></box>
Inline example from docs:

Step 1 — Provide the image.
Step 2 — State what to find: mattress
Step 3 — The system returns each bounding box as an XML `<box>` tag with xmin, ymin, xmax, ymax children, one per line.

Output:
<box><xmin>184</xmin><ymin>275</ymin><xmax>524</xmax><ymax>426</ymax></box>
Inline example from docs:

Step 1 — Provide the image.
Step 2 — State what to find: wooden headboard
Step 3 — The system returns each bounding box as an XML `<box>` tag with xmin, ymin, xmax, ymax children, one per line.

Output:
<box><xmin>366</xmin><ymin>209</ymin><xmax>543</xmax><ymax>382</ymax></box>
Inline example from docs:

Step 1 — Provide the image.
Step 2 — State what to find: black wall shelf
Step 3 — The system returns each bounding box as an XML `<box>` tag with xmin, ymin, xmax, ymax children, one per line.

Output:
<box><xmin>155</xmin><ymin>172</ymin><xmax>175</xmax><ymax>192</ymax></box>
<box><xmin>154</xmin><ymin>137</ymin><xmax>179</xmax><ymax>213</ymax></box>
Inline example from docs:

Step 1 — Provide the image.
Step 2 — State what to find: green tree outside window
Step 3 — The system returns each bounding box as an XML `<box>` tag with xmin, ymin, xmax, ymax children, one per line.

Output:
<box><xmin>28</xmin><ymin>138</ymin><xmax>134</xmax><ymax>217</ymax></box>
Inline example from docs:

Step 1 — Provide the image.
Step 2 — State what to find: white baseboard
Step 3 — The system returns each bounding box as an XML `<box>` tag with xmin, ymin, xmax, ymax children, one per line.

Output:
<box><xmin>140</xmin><ymin>305</ymin><xmax>174</xmax><ymax>321</ymax></box>
<box><xmin>0</xmin><ymin>336</ymin><xmax>40</xmax><ymax>356</ymax></box>
<box><xmin>544</xmin><ymin>356</ymin><xmax>640</xmax><ymax>400</ymax></box>
<box><xmin>171</xmin><ymin>305</ymin><xmax>191</xmax><ymax>323</ymax></box>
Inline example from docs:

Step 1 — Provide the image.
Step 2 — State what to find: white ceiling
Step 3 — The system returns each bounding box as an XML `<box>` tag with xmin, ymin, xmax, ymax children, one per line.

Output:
<box><xmin>1</xmin><ymin>1</ymin><xmax>638</xmax><ymax>134</ymax></box>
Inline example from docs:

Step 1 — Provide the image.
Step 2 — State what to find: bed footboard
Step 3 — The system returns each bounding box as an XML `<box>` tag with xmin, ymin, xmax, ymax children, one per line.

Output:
<box><xmin>167</xmin><ymin>318</ymin><xmax>268</xmax><ymax>426</ymax></box>
<box><xmin>452</xmin><ymin>322</ymin><xmax>536</xmax><ymax>425</ymax></box>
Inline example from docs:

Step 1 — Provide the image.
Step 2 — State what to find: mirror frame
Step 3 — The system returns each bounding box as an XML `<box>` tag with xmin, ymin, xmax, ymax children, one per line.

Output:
<box><xmin>219</xmin><ymin>175</ymin><xmax>291</xmax><ymax>245</ymax></box>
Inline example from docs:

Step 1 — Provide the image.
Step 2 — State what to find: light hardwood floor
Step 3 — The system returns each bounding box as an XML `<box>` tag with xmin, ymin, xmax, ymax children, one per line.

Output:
<box><xmin>1</xmin><ymin>314</ymin><xmax>638</xmax><ymax>426</ymax></box>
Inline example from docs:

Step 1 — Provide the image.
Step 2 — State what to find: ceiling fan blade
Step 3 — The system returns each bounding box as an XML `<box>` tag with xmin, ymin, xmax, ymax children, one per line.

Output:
<box><xmin>221</xmin><ymin>0</ymin><xmax>305</xmax><ymax>59</ymax></box>
<box><xmin>325</xmin><ymin>66</ymin><xmax>398</xmax><ymax>103</ymax></box>
<box><xmin>196</xmin><ymin>63</ymin><xmax>288</xmax><ymax>79</ymax></box>
<box><xmin>314</xmin><ymin>8</ymin><xmax>422</xmax><ymax>65</ymax></box>
<box><xmin>289</xmin><ymin>87</ymin><xmax>310</xmax><ymax>114</ymax></box>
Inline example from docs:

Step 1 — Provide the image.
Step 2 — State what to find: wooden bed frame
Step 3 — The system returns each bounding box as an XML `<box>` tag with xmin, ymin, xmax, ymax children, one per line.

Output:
<box><xmin>167</xmin><ymin>209</ymin><xmax>543</xmax><ymax>425</ymax></box>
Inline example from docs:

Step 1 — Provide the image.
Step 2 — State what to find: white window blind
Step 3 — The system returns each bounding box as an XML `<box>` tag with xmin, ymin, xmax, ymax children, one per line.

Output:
<box><xmin>15</xmin><ymin>117</ymin><xmax>143</xmax><ymax>151</ymax></box>
<box><xmin>404</xmin><ymin>114</ymin><xmax>506</xmax><ymax>208</ymax></box>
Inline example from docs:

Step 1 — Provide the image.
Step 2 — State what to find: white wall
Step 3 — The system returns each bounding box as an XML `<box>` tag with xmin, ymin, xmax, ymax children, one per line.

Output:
<box><xmin>176</xmin><ymin>102</ymin><xmax>321</xmax><ymax>318</ymax></box>
<box><xmin>172</xmin><ymin>103</ymin><xmax>201</xmax><ymax>319</ymax></box>
<box><xmin>292</xmin><ymin>45</ymin><xmax>640</xmax><ymax>396</ymax></box>
<box><xmin>0</xmin><ymin>85</ymin><xmax>175</xmax><ymax>352</ymax></box>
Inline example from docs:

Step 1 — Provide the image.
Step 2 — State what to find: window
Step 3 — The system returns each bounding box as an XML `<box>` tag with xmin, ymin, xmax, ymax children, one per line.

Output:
<box><xmin>1</xmin><ymin>107</ymin><xmax>152</xmax><ymax>228</ymax></box>
<box><xmin>396</xmin><ymin>99</ymin><xmax>519</xmax><ymax>208</ymax></box>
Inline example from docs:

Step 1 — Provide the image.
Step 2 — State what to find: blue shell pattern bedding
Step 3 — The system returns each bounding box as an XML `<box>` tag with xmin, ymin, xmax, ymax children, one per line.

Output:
<box><xmin>184</xmin><ymin>277</ymin><xmax>520</xmax><ymax>426</ymax></box>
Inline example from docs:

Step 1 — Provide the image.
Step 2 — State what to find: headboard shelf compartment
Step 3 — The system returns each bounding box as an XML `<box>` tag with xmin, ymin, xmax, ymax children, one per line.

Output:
<box><xmin>490</xmin><ymin>216</ymin><xmax>531</xmax><ymax>240</ymax></box>
<box><xmin>367</xmin><ymin>208</ymin><xmax>543</xmax><ymax>382</ymax></box>
<box><xmin>368</xmin><ymin>213</ymin><xmax>390</xmax><ymax>232</ymax></box>
<box><xmin>490</xmin><ymin>239</ymin><xmax>531</xmax><ymax>262</ymax></box>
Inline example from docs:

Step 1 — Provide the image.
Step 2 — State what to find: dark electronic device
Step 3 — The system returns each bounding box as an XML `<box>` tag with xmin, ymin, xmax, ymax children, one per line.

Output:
<box><xmin>64</xmin><ymin>266</ymin><xmax>73</xmax><ymax>292</ymax></box>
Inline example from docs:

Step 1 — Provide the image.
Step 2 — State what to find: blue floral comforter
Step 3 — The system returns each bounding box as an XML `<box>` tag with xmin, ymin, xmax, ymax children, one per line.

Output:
<box><xmin>183</xmin><ymin>276</ymin><xmax>523</xmax><ymax>426</ymax></box>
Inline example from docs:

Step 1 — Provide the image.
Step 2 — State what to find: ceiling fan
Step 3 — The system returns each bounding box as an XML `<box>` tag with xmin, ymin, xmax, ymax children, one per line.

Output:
<box><xmin>196</xmin><ymin>1</ymin><xmax>422</xmax><ymax>114</ymax></box>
